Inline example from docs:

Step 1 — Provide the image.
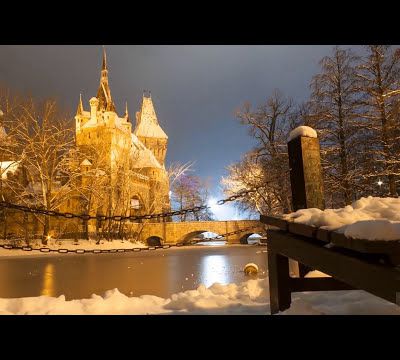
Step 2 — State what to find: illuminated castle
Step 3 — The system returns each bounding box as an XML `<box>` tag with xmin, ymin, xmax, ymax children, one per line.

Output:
<box><xmin>72</xmin><ymin>48</ymin><xmax>170</xmax><ymax>224</ymax></box>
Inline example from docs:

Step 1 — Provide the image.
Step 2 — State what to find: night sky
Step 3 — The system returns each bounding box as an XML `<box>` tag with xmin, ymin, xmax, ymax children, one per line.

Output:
<box><xmin>0</xmin><ymin>45</ymin><xmax>343</xmax><ymax>219</ymax></box>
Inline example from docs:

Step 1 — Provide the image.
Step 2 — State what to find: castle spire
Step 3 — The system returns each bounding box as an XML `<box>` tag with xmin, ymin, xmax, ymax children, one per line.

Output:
<box><xmin>102</xmin><ymin>46</ymin><xmax>107</xmax><ymax>71</ymax></box>
<box><xmin>96</xmin><ymin>46</ymin><xmax>116</xmax><ymax>112</ymax></box>
<box><xmin>125</xmin><ymin>101</ymin><xmax>130</xmax><ymax>122</ymax></box>
<box><xmin>76</xmin><ymin>93</ymin><xmax>84</xmax><ymax>115</ymax></box>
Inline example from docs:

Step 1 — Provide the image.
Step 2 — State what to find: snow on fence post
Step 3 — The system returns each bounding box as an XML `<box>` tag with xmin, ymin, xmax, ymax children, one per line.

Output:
<box><xmin>287</xmin><ymin>126</ymin><xmax>325</xmax><ymax>277</ymax></box>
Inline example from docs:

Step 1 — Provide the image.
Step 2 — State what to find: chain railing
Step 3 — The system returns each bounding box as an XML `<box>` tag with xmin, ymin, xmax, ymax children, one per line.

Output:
<box><xmin>0</xmin><ymin>226</ymin><xmax>266</xmax><ymax>254</ymax></box>
<box><xmin>0</xmin><ymin>185</ymin><xmax>266</xmax><ymax>222</ymax></box>
<box><xmin>0</xmin><ymin>186</ymin><xmax>267</xmax><ymax>254</ymax></box>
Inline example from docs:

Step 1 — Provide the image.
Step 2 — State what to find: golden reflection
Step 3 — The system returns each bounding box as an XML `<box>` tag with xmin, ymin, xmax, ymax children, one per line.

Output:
<box><xmin>41</xmin><ymin>263</ymin><xmax>55</xmax><ymax>297</ymax></box>
<box><xmin>199</xmin><ymin>255</ymin><xmax>229</xmax><ymax>287</ymax></box>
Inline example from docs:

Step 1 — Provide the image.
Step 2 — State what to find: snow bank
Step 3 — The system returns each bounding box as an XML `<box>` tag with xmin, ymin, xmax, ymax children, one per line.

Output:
<box><xmin>288</xmin><ymin>126</ymin><xmax>317</xmax><ymax>142</ymax></box>
<box><xmin>283</xmin><ymin>196</ymin><xmax>400</xmax><ymax>241</ymax></box>
<box><xmin>1</xmin><ymin>277</ymin><xmax>399</xmax><ymax>315</ymax></box>
<box><xmin>0</xmin><ymin>279</ymin><xmax>269</xmax><ymax>315</ymax></box>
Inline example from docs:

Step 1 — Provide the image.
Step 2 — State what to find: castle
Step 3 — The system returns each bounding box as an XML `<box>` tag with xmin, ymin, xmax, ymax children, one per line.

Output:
<box><xmin>0</xmin><ymin>48</ymin><xmax>171</xmax><ymax>240</ymax></box>
<box><xmin>71</xmin><ymin>48</ymin><xmax>171</xmax><ymax>228</ymax></box>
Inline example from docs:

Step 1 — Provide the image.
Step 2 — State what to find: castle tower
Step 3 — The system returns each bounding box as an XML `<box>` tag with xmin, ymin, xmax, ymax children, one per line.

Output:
<box><xmin>134</xmin><ymin>91</ymin><xmax>168</xmax><ymax>166</ymax></box>
<box><xmin>71</xmin><ymin>48</ymin><xmax>171</xmax><ymax>224</ymax></box>
<box><xmin>96</xmin><ymin>47</ymin><xmax>116</xmax><ymax>112</ymax></box>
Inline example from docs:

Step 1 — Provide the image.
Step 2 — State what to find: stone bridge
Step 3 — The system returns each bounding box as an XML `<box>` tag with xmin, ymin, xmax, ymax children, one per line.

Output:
<box><xmin>133</xmin><ymin>220</ymin><xmax>266</xmax><ymax>246</ymax></box>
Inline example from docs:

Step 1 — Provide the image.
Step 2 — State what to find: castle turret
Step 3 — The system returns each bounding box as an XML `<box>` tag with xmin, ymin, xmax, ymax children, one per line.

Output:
<box><xmin>89</xmin><ymin>97</ymin><xmax>99</xmax><ymax>122</ymax></box>
<box><xmin>134</xmin><ymin>92</ymin><xmax>168</xmax><ymax>166</ymax></box>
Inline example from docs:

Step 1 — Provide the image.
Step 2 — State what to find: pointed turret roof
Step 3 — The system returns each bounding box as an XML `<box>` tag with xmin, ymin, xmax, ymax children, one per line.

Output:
<box><xmin>76</xmin><ymin>93</ymin><xmax>84</xmax><ymax>115</ymax></box>
<box><xmin>96</xmin><ymin>46</ymin><xmax>116</xmax><ymax>112</ymax></box>
<box><xmin>125</xmin><ymin>102</ymin><xmax>130</xmax><ymax>122</ymax></box>
<box><xmin>134</xmin><ymin>92</ymin><xmax>168</xmax><ymax>139</ymax></box>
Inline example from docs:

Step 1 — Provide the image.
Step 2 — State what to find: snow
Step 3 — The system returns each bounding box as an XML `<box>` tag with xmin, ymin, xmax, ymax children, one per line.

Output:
<box><xmin>80</xmin><ymin>159</ymin><xmax>92</xmax><ymax>166</ymax></box>
<box><xmin>305</xmin><ymin>270</ymin><xmax>330</xmax><ymax>278</ymax></box>
<box><xmin>134</xmin><ymin>96</ymin><xmax>168</xmax><ymax>139</ymax></box>
<box><xmin>0</xmin><ymin>161</ymin><xmax>20</xmax><ymax>179</ymax></box>
<box><xmin>288</xmin><ymin>126</ymin><xmax>317</xmax><ymax>142</ymax></box>
<box><xmin>244</xmin><ymin>263</ymin><xmax>259</xmax><ymax>275</ymax></box>
<box><xmin>131</xmin><ymin>134</ymin><xmax>162</xmax><ymax>169</ymax></box>
<box><xmin>283</xmin><ymin>196</ymin><xmax>400</xmax><ymax>241</ymax></box>
<box><xmin>0</xmin><ymin>277</ymin><xmax>399</xmax><ymax>315</ymax></box>
<box><xmin>0</xmin><ymin>239</ymin><xmax>146</xmax><ymax>258</ymax></box>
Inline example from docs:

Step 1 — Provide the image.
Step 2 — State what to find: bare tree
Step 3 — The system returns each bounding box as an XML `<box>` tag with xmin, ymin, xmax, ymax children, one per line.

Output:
<box><xmin>171</xmin><ymin>172</ymin><xmax>214</xmax><ymax>221</ymax></box>
<box><xmin>357</xmin><ymin>45</ymin><xmax>400</xmax><ymax>196</ymax></box>
<box><xmin>310</xmin><ymin>46</ymin><xmax>361</xmax><ymax>206</ymax></box>
<box><xmin>228</xmin><ymin>90</ymin><xmax>295</xmax><ymax>215</ymax></box>
<box><xmin>4</xmin><ymin>96</ymin><xmax>76</xmax><ymax>244</ymax></box>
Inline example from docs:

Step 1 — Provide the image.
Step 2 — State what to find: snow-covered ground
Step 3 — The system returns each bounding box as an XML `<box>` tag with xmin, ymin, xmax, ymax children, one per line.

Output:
<box><xmin>0</xmin><ymin>239</ymin><xmax>146</xmax><ymax>257</ymax></box>
<box><xmin>283</xmin><ymin>196</ymin><xmax>400</xmax><ymax>241</ymax></box>
<box><xmin>1</xmin><ymin>276</ymin><xmax>399</xmax><ymax>315</ymax></box>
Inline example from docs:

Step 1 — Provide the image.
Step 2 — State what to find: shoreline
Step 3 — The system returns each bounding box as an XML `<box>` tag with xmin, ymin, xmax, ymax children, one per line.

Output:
<box><xmin>0</xmin><ymin>242</ymin><xmax>265</xmax><ymax>259</ymax></box>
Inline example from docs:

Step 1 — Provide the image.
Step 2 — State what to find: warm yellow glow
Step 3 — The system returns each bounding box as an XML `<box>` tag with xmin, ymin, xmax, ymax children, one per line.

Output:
<box><xmin>41</xmin><ymin>263</ymin><xmax>55</xmax><ymax>297</ymax></box>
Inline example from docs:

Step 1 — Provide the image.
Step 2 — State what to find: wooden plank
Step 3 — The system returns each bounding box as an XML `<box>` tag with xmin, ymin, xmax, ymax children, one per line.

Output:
<box><xmin>315</xmin><ymin>228</ymin><xmax>330</xmax><ymax>243</ymax></box>
<box><xmin>268</xmin><ymin>251</ymin><xmax>291</xmax><ymax>314</ymax></box>
<box><xmin>290</xmin><ymin>277</ymin><xmax>355</xmax><ymax>292</ymax></box>
<box><xmin>288</xmin><ymin>222</ymin><xmax>317</xmax><ymax>238</ymax></box>
<box><xmin>330</xmin><ymin>230</ymin><xmax>400</xmax><ymax>264</ymax></box>
<box><xmin>267</xmin><ymin>229</ymin><xmax>400</xmax><ymax>305</ymax></box>
<box><xmin>260</xmin><ymin>215</ymin><xmax>288</xmax><ymax>231</ymax></box>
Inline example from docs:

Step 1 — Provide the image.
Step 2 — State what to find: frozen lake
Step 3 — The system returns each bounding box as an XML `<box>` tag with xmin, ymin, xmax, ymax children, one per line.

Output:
<box><xmin>0</xmin><ymin>245</ymin><xmax>267</xmax><ymax>300</ymax></box>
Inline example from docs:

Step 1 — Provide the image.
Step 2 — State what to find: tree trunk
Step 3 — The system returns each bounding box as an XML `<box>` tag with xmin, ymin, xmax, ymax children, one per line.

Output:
<box><xmin>2</xmin><ymin>209</ymin><xmax>7</xmax><ymax>240</ymax></box>
<box><xmin>24</xmin><ymin>212</ymin><xmax>29</xmax><ymax>246</ymax></box>
<box><xmin>42</xmin><ymin>215</ymin><xmax>50</xmax><ymax>245</ymax></box>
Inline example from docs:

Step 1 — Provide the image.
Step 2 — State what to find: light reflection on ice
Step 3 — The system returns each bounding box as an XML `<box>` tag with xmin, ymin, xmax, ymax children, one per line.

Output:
<box><xmin>199</xmin><ymin>255</ymin><xmax>229</xmax><ymax>287</ymax></box>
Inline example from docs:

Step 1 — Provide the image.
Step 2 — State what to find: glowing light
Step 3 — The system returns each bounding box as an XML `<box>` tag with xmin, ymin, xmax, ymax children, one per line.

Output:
<box><xmin>47</xmin><ymin>235</ymin><xmax>51</xmax><ymax>240</ymax></box>
<box><xmin>199</xmin><ymin>255</ymin><xmax>229</xmax><ymax>287</ymax></box>
<box><xmin>207</xmin><ymin>197</ymin><xmax>219</xmax><ymax>213</ymax></box>
<box><xmin>378</xmin><ymin>180</ymin><xmax>383</xmax><ymax>186</ymax></box>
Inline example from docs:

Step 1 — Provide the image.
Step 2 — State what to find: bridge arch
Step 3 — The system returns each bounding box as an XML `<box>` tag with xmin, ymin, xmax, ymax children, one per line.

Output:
<box><xmin>179</xmin><ymin>230</ymin><xmax>224</xmax><ymax>244</ymax></box>
<box><xmin>239</xmin><ymin>232</ymin><xmax>263</xmax><ymax>244</ymax></box>
<box><xmin>146</xmin><ymin>236</ymin><xmax>163</xmax><ymax>246</ymax></box>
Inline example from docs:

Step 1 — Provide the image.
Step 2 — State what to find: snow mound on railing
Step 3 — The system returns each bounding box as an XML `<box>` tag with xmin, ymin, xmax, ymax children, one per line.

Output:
<box><xmin>288</xmin><ymin>126</ymin><xmax>317</xmax><ymax>142</ymax></box>
<box><xmin>283</xmin><ymin>196</ymin><xmax>400</xmax><ymax>240</ymax></box>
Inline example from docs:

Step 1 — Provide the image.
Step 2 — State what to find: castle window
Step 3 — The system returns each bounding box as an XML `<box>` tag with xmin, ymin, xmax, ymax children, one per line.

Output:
<box><xmin>130</xmin><ymin>197</ymin><xmax>140</xmax><ymax>210</ymax></box>
<box><xmin>88</xmin><ymin>133</ymin><xmax>91</xmax><ymax>139</ymax></box>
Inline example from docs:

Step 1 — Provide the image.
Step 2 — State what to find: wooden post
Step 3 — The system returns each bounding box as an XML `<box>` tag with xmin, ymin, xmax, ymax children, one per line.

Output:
<box><xmin>288</xmin><ymin>135</ymin><xmax>325</xmax><ymax>211</ymax></box>
<box><xmin>268</xmin><ymin>250</ymin><xmax>291</xmax><ymax>314</ymax></box>
<box><xmin>287</xmin><ymin>133</ymin><xmax>325</xmax><ymax>277</ymax></box>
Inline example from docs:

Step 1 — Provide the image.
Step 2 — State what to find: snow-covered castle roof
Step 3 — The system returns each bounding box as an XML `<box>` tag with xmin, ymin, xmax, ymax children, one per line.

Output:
<box><xmin>131</xmin><ymin>134</ymin><xmax>162</xmax><ymax>169</ymax></box>
<box><xmin>134</xmin><ymin>95</ymin><xmax>168</xmax><ymax>139</ymax></box>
